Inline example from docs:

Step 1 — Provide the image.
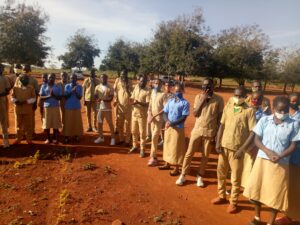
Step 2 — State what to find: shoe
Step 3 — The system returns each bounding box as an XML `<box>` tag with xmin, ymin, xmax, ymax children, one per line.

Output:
<box><xmin>145</xmin><ymin>136</ymin><xmax>151</xmax><ymax>142</ymax></box>
<box><xmin>140</xmin><ymin>150</ymin><xmax>145</xmax><ymax>158</ymax></box>
<box><xmin>26</xmin><ymin>140</ymin><xmax>33</xmax><ymax>145</ymax></box>
<box><xmin>94</xmin><ymin>137</ymin><xmax>105</xmax><ymax>144</ymax></box>
<box><xmin>147</xmin><ymin>158</ymin><xmax>158</xmax><ymax>167</ymax></box>
<box><xmin>157</xmin><ymin>140</ymin><xmax>164</xmax><ymax>147</ymax></box>
<box><xmin>176</xmin><ymin>174</ymin><xmax>186</xmax><ymax>186</ymax></box>
<box><xmin>3</xmin><ymin>139</ymin><xmax>10</xmax><ymax>148</ymax></box>
<box><xmin>211</xmin><ymin>197</ymin><xmax>228</xmax><ymax>205</ymax></box>
<box><xmin>110</xmin><ymin>138</ymin><xmax>116</xmax><ymax>146</ymax></box>
<box><xmin>92</xmin><ymin>127</ymin><xmax>98</xmax><ymax>132</ymax></box>
<box><xmin>12</xmin><ymin>140</ymin><xmax>20</xmax><ymax>145</ymax></box>
<box><xmin>275</xmin><ymin>216</ymin><xmax>293</xmax><ymax>225</ymax></box>
<box><xmin>248</xmin><ymin>219</ymin><xmax>262</xmax><ymax>225</ymax></box>
<box><xmin>86</xmin><ymin>128</ymin><xmax>93</xmax><ymax>132</ymax></box>
<box><xmin>226</xmin><ymin>204</ymin><xmax>238</xmax><ymax>214</ymax></box>
<box><xmin>44</xmin><ymin>139</ymin><xmax>50</xmax><ymax>144</ymax></box>
<box><xmin>196</xmin><ymin>175</ymin><xmax>205</xmax><ymax>188</ymax></box>
<box><xmin>128</xmin><ymin>147</ymin><xmax>138</xmax><ymax>154</ymax></box>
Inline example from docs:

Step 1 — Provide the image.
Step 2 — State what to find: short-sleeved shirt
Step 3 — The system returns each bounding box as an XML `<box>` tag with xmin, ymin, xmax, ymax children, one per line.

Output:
<box><xmin>220</xmin><ymin>103</ymin><xmax>256</xmax><ymax>151</ymax></box>
<box><xmin>39</xmin><ymin>84</ymin><xmax>62</xmax><ymax>108</ymax></box>
<box><xmin>149</xmin><ymin>91</ymin><xmax>168</xmax><ymax>122</ymax></box>
<box><xmin>192</xmin><ymin>93</ymin><xmax>224</xmax><ymax>138</ymax></box>
<box><xmin>289</xmin><ymin>111</ymin><xmax>300</xmax><ymax>167</ymax></box>
<box><xmin>82</xmin><ymin>77</ymin><xmax>100</xmax><ymax>101</ymax></box>
<box><xmin>64</xmin><ymin>83</ymin><xmax>82</xmax><ymax>110</ymax></box>
<box><xmin>113</xmin><ymin>78</ymin><xmax>133</xmax><ymax>113</ymax></box>
<box><xmin>131</xmin><ymin>85</ymin><xmax>151</xmax><ymax>118</ymax></box>
<box><xmin>12</xmin><ymin>85</ymin><xmax>36</xmax><ymax>114</ymax></box>
<box><xmin>0</xmin><ymin>76</ymin><xmax>11</xmax><ymax>103</ymax></box>
<box><xmin>254</xmin><ymin>115</ymin><xmax>300</xmax><ymax>164</ymax></box>
<box><xmin>163</xmin><ymin>97</ymin><xmax>190</xmax><ymax>129</ymax></box>
<box><xmin>95</xmin><ymin>84</ymin><xmax>114</xmax><ymax>111</ymax></box>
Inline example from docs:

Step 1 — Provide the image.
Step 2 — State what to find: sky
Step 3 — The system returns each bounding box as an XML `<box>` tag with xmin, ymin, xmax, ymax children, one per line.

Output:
<box><xmin>1</xmin><ymin>0</ymin><xmax>300</xmax><ymax>68</ymax></box>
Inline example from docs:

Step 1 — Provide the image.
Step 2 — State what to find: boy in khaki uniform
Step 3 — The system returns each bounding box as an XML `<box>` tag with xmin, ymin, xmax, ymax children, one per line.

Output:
<box><xmin>12</xmin><ymin>74</ymin><xmax>36</xmax><ymax>144</ymax></box>
<box><xmin>212</xmin><ymin>87</ymin><xmax>256</xmax><ymax>214</ymax></box>
<box><xmin>113</xmin><ymin>70</ymin><xmax>133</xmax><ymax>146</ymax></box>
<box><xmin>129</xmin><ymin>74</ymin><xmax>150</xmax><ymax>157</ymax></box>
<box><xmin>0</xmin><ymin>64</ymin><xmax>11</xmax><ymax>148</ymax></box>
<box><xmin>94</xmin><ymin>74</ymin><xmax>116</xmax><ymax>145</ymax></box>
<box><xmin>83</xmin><ymin>69</ymin><xmax>100</xmax><ymax>132</ymax></box>
<box><xmin>176</xmin><ymin>78</ymin><xmax>224</xmax><ymax>187</ymax></box>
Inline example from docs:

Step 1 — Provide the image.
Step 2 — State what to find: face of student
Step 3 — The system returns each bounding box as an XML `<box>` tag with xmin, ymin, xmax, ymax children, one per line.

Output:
<box><xmin>153</xmin><ymin>79</ymin><xmax>161</xmax><ymax>91</ymax></box>
<box><xmin>48</xmin><ymin>74</ymin><xmax>56</xmax><ymax>85</ymax></box>
<box><xmin>62</xmin><ymin>73</ymin><xmax>68</xmax><ymax>83</ymax></box>
<box><xmin>90</xmin><ymin>70</ymin><xmax>96</xmax><ymax>79</ymax></box>
<box><xmin>20</xmin><ymin>75</ymin><xmax>29</xmax><ymax>86</ymax></box>
<box><xmin>290</xmin><ymin>96</ymin><xmax>299</xmax><ymax>110</ymax></box>
<box><xmin>274</xmin><ymin>102</ymin><xmax>289</xmax><ymax>121</ymax></box>
<box><xmin>71</xmin><ymin>75</ymin><xmax>77</xmax><ymax>85</ymax></box>
<box><xmin>164</xmin><ymin>83</ymin><xmax>172</xmax><ymax>93</ymax></box>
<box><xmin>120</xmin><ymin>71</ymin><xmax>128</xmax><ymax>81</ymax></box>
<box><xmin>252</xmin><ymin>82</ymin><xmax>262</xmax><ymax>92</ymax></box>
<box><xmin>42</xmin><ymin>74</ymin><xmax>48</xmax><ymax>83</ymax></box>
<box><xmin>201</xmin><ymin>79</ymin><xmax>213</xmax><ymax>96</ymax></box>
<box><xmin>251</xmin><ymin>92</ymin><xmax>263</xmax><ymax>107</ymax></box>
<box><xmin>233</xmin><ymin>89</ymin><xmax>246</xmax><ymax>105</ymax></box>
<box><xmin>101</xmin><ymin>75</ymin><xmax>108</xmax><ymax>85</ymax></box>
<box><xmin>139</xmin><ymin>77</ymin><xmax>147</xmax><ymax>89</ymax></box>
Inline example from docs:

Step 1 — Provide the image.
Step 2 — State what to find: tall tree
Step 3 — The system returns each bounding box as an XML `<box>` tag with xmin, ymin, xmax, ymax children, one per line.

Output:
<box><xmin>59</xmin><ymin>29</ymin><xmax>100</xmax><ymax>69</ymax></box>
<box><xmin>0</xmin><ymin>1</ymin><xmax>50</xmax><ymax>66</ymax></box>
<box><xmin>260</xmin><ymin>49</ymin><xmax>280</xmax><ymax>90</ymax></box>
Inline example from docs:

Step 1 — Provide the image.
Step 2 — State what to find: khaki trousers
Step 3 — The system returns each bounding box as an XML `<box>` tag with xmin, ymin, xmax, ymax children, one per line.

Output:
<box><xmin>0</xmin><ymin>100</ymin><xmax>8</xmax><ymax>139</ymax></box>
<box><xmin>181</xmin><ymin>131</ymin><xmax>214</xmax><ymax>176</ymax></box>
<box><xmin>15</xmin><ymin>112</ymin><xmax>33</xmax><ymax>141</ymax></box>
<box><xmin>217</xmin><ymin>148</ymin><xmax>244</xmax><ymax>205</ymax></box>
<box><xmin>150</xmin><ymin>120</ymin><xmax>164</xmax><ymax>158</ymax></box>
<box><xmin>132</xmin><ymin>116</ymin><xmax>147</xmax><ymax>150</ymax></box>
<box><xmin>86</xmin><ymin>101</ymin><xmax>97</xmax><ymax>129</ymax></box>
<box><xmin>117</xmin><ymin>110</ymin><xmax>131</xmax><ymax>143</ymax></box>
<box><xmin>97</xmin><ymin>110</ymin><xmax>115</xmax><ymax>138</ymax></box>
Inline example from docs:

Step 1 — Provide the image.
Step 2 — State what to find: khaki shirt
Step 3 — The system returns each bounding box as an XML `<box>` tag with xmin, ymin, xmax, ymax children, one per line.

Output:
<box><xmin>83</xmin><ymin>77</ymin><xmax>100</xmax><ymax>101</ymax></box>
<box><xmin>113</xmin><ymin>78</ymin><xmax>133</xmax><ymax>113</ymax></box>
<box><xmin>149</xmin><ymin>91</ymin><xmax>169</xmax><ymax>122</ymax></box>
<box><xmin>0</xmin><ymin>76</ymin><xmax>11</xmax><ymax>103</ymax></box>
<box><xmin>131</xmin><ymin>85</ymin><xmax>150</xmax><ymax>118</ymax></box>
<box><xmin>95</xmin><ymin>84</ymin><xmax>114</xmax><ymax>110</ymax></box>
<box><xmin>15</xmin><ymin>75</ymin><xmax>39</xmax><ymax>94</ymax></box>
<box><xmin>193</xmin><ymin>93</ymin><xmax>224</xmax><ymax>138</ymax></box>
<box><xmin>12</xmin><ymin>85</ymin><xmax>36</xmax><ymax>114</ymax></box>
<box><xmin>220</xmin><ymin>103</ymin><xmax>256</xmax><ymax>151</ymax></box>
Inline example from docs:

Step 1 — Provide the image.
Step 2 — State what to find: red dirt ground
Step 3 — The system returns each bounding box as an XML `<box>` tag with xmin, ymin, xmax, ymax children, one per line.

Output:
<box><xmin>0</xmin><ymin>77</ymin><xmax>298</xmax><ymax>225</ymax></box>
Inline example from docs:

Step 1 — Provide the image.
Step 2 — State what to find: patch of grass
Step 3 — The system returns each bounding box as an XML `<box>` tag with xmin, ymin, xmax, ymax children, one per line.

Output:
<box><xmin>59</xmin><ymin>189</ymin><xmax>70</xmax><ymax>208</ymax></box>
<box><xmin>26</xmin><ymin>177</ymin><xmax>44</xmax><ymax>193</ymax></box>
<box><xmin>82</xmin><ymin>162</ymin><xmax>97</xmax><ymax>171</ymax></box>
<box><xmin>103</xmin><ymin>165</ymin><xmax>116</xmax><ymax>175</ymax></box>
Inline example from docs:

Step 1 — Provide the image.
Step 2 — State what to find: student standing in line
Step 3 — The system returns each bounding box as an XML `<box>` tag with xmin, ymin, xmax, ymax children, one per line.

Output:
<box><xmin>159</xmin><ymin>83</ymin><xmax>190</xmax><ymax>176</ymax></box>
<box><xmin>244</xmin><ymin>96</ymin><xmax>300</xmax><ymax>225</ymax></box>
<box><xmin>62</xmin><ymin>74</ymin><xmax>83</xmax><ymax>143</ymax></box>
<box><xmin>176</xmin><ymin>78</ymin><xmax>224</xmax><ymax>187</ymax></box>
<box><xmin>211</xmin><ymin>87</ymin><xmax>256</xmax><ymax>214</ymax></box>
<box><xmin>38</xmin><ymin>73</ymin><xmax>48</xmax><ymax>122</ymax></box>
<box><xmin>57</xmin><ymin>72</ymin><xmax>69</xmax><ymax>130</ymax></box>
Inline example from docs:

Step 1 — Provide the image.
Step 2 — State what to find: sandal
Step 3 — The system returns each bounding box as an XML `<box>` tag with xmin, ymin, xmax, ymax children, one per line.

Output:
<box><xmin>170</xmin><ymin>170</ymin><xmax>180</xmax><ymax>176</ymax></box>
<box><xmin>158</xmin><ymin>164</ymin><xmax>171</xmax><ymax>170</ymax></box>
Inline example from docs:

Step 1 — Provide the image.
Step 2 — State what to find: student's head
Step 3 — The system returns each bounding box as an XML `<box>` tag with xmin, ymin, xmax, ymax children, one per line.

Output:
<box><xmin>201</xmin><ymin>77</ymin><xmax>214</xmax><ymax>96</ymax></box>
<box><xmin>61</xmin><ymin>72</ymin><xmax>69</xmax><ymax>84</ymax></box>
<box><xmin>289</xmin><ymin>93</ymin><xmax>300</xmax><ymax>111</ymax></box>
<box><xmin>101</xmin><ymin>74</ymin><xmax>108</xmax><ymax>85</ymax></box>
<box><xmin>152</xmin><ymin>77</ymin><xmax>162</xmax><ymax>91</ymax></box>
<box><xmin>42</xmin><ymin>73</ymin><xmax>48</xmax><ymax>84</ymax></box>
<box><xmin>48</xmin><ymin>73</ymin><xmax>56</xmax><ymax>85</ymax></box>
<box><xmin>71</xmin><ymin>74</ymin><xmax>77</xmax><ymax>85</ymax></box>
<box><xmin>19</xmin><ymin>74</ymin><xmax>29</xmax><ymax>87</ymax></box>
<box><xmin>252</xmin><ymin>80</ymin><xmax>262</xmax><ymax>92</ymax></box>
<box><xmin>273</xmin><ymin>96</ymin><xmax>290</xmax><ymax>121</ymax></box>
<box><xmin>164</xmin><ymin>80</ymin><xmax>173</xmax><ymax>93</ymax></box>
<box><xmin>23</xmin><ymin>64</ymin><xmax>31</xmax><ymax>74</ymax></box>
<box><xmin>251</xmin><ymin>91</ymin><xmax>263</xmax><ymax>107</ymax></box>
<box><xmin>138</xmin><ymin>74</ymin><xmax>147</xmax><ymax>88</ymax></box>
<box><xmin>90</xmin><ymin>68</ymin><xmax>96</xmax><ymax>78</ymax></box>
<box><xmin>0</xmin><ymin>64</ymin><xmax>4</xmax><ymax>76</ymax></box>
<box><xmin>120</xmin><ymin>69</ymin><xmax>128</xmax><ymax>81</ymax></box>
<box><xmin>233</xmin><ymin>87</ymin><xmax>247</xmax><ymax>106</ymax></box>
<box><xmin>175</xmin><ymin>82</ymin><xmax>184</xmax><ymax>95</ymax></box>
<box><xmin>14</xmin><ymin>64</ymin><xmax>22</xmax><ymax>76</ymax></box>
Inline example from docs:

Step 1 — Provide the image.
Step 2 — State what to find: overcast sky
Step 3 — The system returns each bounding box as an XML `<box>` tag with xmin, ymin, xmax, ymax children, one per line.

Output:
<box><xmin>1</xmin><ymin>0</ymin><xmax>300</xmax><ymax>67</ymax></box>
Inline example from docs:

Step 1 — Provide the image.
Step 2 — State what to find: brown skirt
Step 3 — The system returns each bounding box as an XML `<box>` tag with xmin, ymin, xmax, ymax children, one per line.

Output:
<box><xmin>62</xmin><ymin>109</ymin><xmax>83</xmax><ymax>136</ymax></box>
<box><xmin>243</xmin><ymin>158</ymin><xmax>289</xmax><ymax>212</ymax></box>
<box><xmin>163</xmin><ymin>127</ymin><xmax>186</xmax><ymax>165</ymax></box>
<box><xmin>42</xmin><ymin>107</ymin><xmax>62</xmax><ymax>129</ymax></box>
<box><xmin>287</xmin><ymin>164</ymin><xmax>300</xmax><ymax>220</ymax></box>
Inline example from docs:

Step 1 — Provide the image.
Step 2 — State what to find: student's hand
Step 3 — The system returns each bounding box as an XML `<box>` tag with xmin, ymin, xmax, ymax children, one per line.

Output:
<box><xmin>165</xmin><ymin>121</ymin><xmax>171</xmax><ymax>129</ymax></box>
<box><xmin>72</xmin><ymin>86</ymin><xmax>77</xmax><ymax>92</ymax></box>
<box><xmin>133</xmin><ymin>100</ymin><xmax>139</xmax><ymax>105</ymax></box>
<box><xmin>215</xmin><ymin>143</ymin><xmax>223</xmax><ymax>154</ymax></box>
<box><xmin>234</xmin><ymin>149</ymin><xmax>244</xmax><ymax>159</ymax></box>
<box><xmin>267</xmin><ymin>150</ymin><xmax>280</xmax><ymax>163</ymax></box>
<box><xmin>113</xmin><ymin>101</ymin><xmax>118</xmax><ymax>107</ymax></box>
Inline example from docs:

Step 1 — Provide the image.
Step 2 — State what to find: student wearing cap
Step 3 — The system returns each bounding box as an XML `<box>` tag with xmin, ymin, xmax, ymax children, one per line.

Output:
<box><xmin>39</xmin><ymin>73</ymin><xmax>62</xmax><ymax>144</ymax></box>
<box><xmin>128</xmin><ymin>74</ymin><xmax>151</xmax><ymax>157</ymax></box>
<box><xmin>83</xmin><ymin>69</ymin><xmax>100</xmax><ymax>132</ymax></box>
<box><xmin>159</xmin><ymin>83</ymin><xmax>190</xmax><ymax>176</ymax></box>
<box><xmin>62</xmin><ymin>74</ymin><xmax>83</xmax><ymax>143</ymax></box>
<box><xmin>113</xmin><ymin>69</ymin><xmax>133</xmax><ymax>147</ymax></box>
<box><xmin>94</xmin><ymin>74</ymin><xmax>116</xmax><ymax>146</ymax></box>
<box><xmin>176</xmin><ymin>78</ymin><xmax>224</xmax><ymax>187</ymax></box>
<box><xmin>244</xmin><ymin>96</ymin><xmax>300</xmax><ymax>225</ymax></box>
<box><xmin>211</xmin><ymin>87</ymin><xmax>256</xmax><ymax>214</ymax></box>
<box><xmin>11</xmin><ymin>74</ymin><xmax>36</xmax><ymax>144</ymax></box>
<box><xmin>0</xmin><ymin>64</ymin><xmax>11</xmax><ymax>148</ymax></box>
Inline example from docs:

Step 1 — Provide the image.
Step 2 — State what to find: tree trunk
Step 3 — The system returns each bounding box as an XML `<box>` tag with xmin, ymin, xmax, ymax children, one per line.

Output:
<box><xmin>219</xmin><ymin>78</ymin><xmax>223</xmax><ymax>89</ymax></box>
<box><xmin>263</xmin><ymin>79</ymin><xmax>267</xmax><ymax>91</ymax></box>
<box><xmin>291</xmin><ymin>83</ymin><xmax>296</xmax><ymax>93</ymax></box>
<box><xmin>283</xmin><ymin>82</ymin><xmax>288</xmax><ymax>93</ymax></box>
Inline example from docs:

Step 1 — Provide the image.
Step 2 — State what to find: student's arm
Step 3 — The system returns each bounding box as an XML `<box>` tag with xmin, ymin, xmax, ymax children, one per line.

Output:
<box><xmin>170</xmin><ymin>115</ymin><xmax>188</xmax><ymax>127</ymax></box>
<box><xmin>82</xmin><ymin>80</ymin><xmax>86</xmax><ymax>103</ymax></box>
<box><xmin>193</xmin><ymin>93</ymin><xmax>208</xmax><ymax>117</ymax></box>
<box><xmin>74</xmin><ymin>86</ymin><xmax>82</xmax><ymax>100</ymax></box>
<box><xmin>279</xmin><ymin>142</ymin><xmax>297</xmax><ymax>161</ymax></box>
<box><xmin>254</xmin><ymin>134</ymin><xmax>280</xmax><ymax>162</ymax></box>
<box><xmin>215</xmin><ymin>124</ymin><xmax>225</xmax><ymax>153</ymax></box>
<box><xmin>234</xmin><ymin>132</ymin><xmax>255</xmax><ymax>159</ymax></box>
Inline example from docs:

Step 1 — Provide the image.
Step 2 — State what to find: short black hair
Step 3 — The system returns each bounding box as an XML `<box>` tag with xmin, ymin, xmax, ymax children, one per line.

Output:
<box><xmin>273</xmin><ymin>96</ymin><xmax>290</xmax><ymax>108</ymax></box>
<box><xmin>235</xmin><ymin>86</ymin><xmax>247</xmax><ymax>97</ymax></box>
<box><xmin>175</xmin><ymin>82</ymin><xmax>185</xmax><ymax>92</ymax></box>
<box><xmin>138</xmin><ymin>73</ymin><xmax>147</xmax><ymax>80</ymax></box>
<box><xmin>203</xmin><ymin>77</ymin><xmax>214</xmax><ymax>85</ymax></box>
